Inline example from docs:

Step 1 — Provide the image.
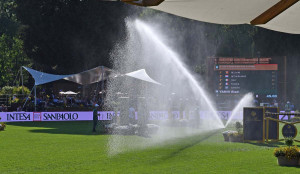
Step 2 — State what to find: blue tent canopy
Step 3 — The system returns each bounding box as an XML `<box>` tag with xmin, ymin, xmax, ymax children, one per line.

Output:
<box><xmin>23</xmin><ymin>67</ymin><xmax>73</xmax><ymax>86</ymax></box>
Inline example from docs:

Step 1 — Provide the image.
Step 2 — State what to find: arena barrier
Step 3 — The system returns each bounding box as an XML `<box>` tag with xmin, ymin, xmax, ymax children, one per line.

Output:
<box><xmin>0</xmin><ymin>110</ymin><xmax>292</xmax><ymax>122</ymax></box>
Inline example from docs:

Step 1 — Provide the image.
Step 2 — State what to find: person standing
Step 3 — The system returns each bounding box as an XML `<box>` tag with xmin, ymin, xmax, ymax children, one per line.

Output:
<box><xmin>282</xmin><ymin>101</ymin><xmax>292</xmax><ymax>121</ymax></box>
<box><xmin>92</xmin><ymin>104</ymin><xmax>99</xmax><ymax>132</ymax></box>
<box><xmin>129</xmin><ymin>106</ymin><xmax>136</xmax><ymax>124</ymax></box>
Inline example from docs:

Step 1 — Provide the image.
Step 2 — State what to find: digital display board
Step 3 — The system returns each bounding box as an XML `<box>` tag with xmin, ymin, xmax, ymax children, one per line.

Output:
<box><xmin>214</xmin><ymin>64</ymin><xmax>278</xmax><ymax>98</ymax></box>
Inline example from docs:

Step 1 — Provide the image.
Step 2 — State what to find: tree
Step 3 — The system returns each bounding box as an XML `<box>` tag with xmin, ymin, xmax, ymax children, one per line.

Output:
<box><xmin>0</xmin><ymin>0</ymin><xmax>19</xmax><ymax>36</ymax></box>
<box><xmin>0</xmin><ymin>34</ymin><xmax>31</xmax><ymax>87</ymax></box>
<box><xmin>15</xmin><ymin>0</ymin><xmax>135</xmax><ymax>74</ymax></box>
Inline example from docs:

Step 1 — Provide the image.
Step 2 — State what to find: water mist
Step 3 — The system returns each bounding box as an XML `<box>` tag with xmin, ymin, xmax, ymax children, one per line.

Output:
<box><xmin>106</xmin><ymin>19</ymin><xmax>225</xmax><ymax>155</ymax></box>
<box><xmin>224</xmin><ymin>93</ymin><xmax>254</xmax><ymax>127</ymax></box>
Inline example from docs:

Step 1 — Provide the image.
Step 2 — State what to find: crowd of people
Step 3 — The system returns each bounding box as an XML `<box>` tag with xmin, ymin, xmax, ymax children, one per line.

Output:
<box><xmin>5</xmin><ymin>90</ymin><xmax>105</xmax><ymax>112</ymax></box>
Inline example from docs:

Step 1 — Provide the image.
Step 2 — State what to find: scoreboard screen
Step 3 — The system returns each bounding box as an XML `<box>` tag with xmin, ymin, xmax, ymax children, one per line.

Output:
<box><xmin>214</xmin><ymin>64</ymin><xmax>278</xmax><ymax>98</ymax></box>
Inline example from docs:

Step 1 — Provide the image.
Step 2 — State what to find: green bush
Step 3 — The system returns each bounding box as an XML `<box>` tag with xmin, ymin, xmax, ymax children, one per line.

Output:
<box><xmin>235</xmin><ymin>121</ymin><xmax>243</xmax><ymax>134</ymax></box>
<box><xmin>0</xmin><ymin>86</ymin><xmax>14</xmax><ymax>95</ymax></box>
<box><xmin>0</xmin><ymin>86</ymin><xmax>30</xmax><ymax>95</ymax></box>
<box><xmin>12</xmin><ymin>86</ymin><xmax>30</xmax><ymax>95</ymax></box>
<box><xmin>285</xmin><ymin>137</ymin><xmax>294</xmax><ymax>146</ymax></box>
<box><xmin>0</xmin><ymin>122</ymin><xmax>6</xmax><ymax>131</ymax></box>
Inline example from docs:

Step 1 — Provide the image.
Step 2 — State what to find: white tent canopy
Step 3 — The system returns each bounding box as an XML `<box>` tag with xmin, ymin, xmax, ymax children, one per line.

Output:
<box><xmin>23</xmin><ymin>66</ymin><xmax>161</xmax><ymax>86</ymax></box>
<box><xmin>149</xmin><ymin>0</ymin><xmax>300</xmax><ymax>34</ymax></box>
<box><xmin>23</xmin><ymin>67</ymin><xmax>72</xmax><ymax>86</ymax></box>
<box><xmin>23</xmin><ymin>66</ymin><xmax>113</xmax><ymax>86</ymax></box>
<box><xmin>22</xmin><ymin>66</ymin><xmax>162</xmax><ymax>110</ymax></box>
<box><xmin>64</xmin><ymin>66</ymin><xmax>113</xmax><ymax>85</ymax></box>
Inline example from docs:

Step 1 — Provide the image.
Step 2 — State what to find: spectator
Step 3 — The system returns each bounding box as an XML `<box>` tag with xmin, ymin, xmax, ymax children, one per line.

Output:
<box><xmin>92</xmin><ymin>104</ymin><xmax>99</xmax><ymax>132</ymax></box>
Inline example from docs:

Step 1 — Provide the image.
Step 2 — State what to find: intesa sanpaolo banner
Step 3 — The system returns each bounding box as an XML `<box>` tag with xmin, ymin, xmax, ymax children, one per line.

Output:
<box><xmin>1</xmin><ymin>110</ymin><xmax>283</xmax><ymax>122</ymax></box>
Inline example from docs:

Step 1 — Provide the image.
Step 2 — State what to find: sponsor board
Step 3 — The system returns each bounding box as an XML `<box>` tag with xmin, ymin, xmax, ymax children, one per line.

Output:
<box><xmin>42</xmin><ymin>112</ymin><xmax>81</xmax><ymax>121</ymax></box>
<box><xmin>4</xmin><ymin>112</ymin><xmax>32</xmax><ymax>122</ymax></box>
<box><xmin>149</xmin><ymin>111</ymin><xmax>168</xmax><ymax>120</ymax></box>
<box><xmin>0</xmin><ymin>110</ymin><xmax>246</xmax><ymax>122</ymax></box>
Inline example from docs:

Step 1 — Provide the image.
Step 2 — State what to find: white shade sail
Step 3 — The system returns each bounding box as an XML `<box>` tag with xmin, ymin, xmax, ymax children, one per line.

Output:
<box><xmin>23</xmin><ymin>66</ymin><xmax>112</xmax><ymax>86</ymax></box>
<box><xmin>63</xmin><ymin>66</ymin><xmax>113</xmax><ymax>85</ymax></box>
<box><xmin>23</xmin><ymin>66</ymin><xmax>72</xmax><ymax>86</ymax></box>
<box><xmin>150</xmin><ymin>0</ymin><xmax>300</xmax><ymax>34</ymax></box>
<box><xmin>125</xmin><ymin>69</ymin><xmax>162</xmax><ymax>85</ymax></box>
<box><xmin>23</xmin><ymin>67</ymin><xmax>161</xmax><ymax>86</ymax></box>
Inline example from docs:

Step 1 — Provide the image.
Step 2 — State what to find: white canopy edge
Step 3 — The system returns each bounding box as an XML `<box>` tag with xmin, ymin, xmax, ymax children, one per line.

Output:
<box><xmin>125</xmin><ymin>69</ymin><xmax>162</xmax><ymax>85</ymax></box>
<box><xmin>151</xmin><ymin>0</ymin><xmax>300</xmax><ymax>34</ymax></box>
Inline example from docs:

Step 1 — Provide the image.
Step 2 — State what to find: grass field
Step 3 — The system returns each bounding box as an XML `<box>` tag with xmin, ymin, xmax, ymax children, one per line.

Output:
<box><xmin>1</xmin><ymin>121</ymin><xmax>300</xmax><ymax>174</ymax></box>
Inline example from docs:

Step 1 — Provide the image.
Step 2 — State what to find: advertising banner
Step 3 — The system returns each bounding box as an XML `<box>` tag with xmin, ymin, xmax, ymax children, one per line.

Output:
<box><xmin>0</xmin><ymin>110</ymin><xmax>245</xmax><ymax>122</ymax></box>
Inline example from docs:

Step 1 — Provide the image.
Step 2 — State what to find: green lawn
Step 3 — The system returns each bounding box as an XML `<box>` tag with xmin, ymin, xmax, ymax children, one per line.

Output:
<box><xmin>1</xmin><ymin>121</ymin><xmax>299</xmax><ymax>174</ymax></box>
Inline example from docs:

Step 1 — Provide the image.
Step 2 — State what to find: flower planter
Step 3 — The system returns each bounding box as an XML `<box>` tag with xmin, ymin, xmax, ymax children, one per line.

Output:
<box><xmin>0</xmin><ymin>123</ymin><xmax>4</xmax><ymax>131</ymax></box>
<box><xmin>277</xmin><ymin>156</ymin><xmax>299</xmax><ymax>166</ymax></box>
<box><xmin>229</xmin><ymin>134</ymin><xmax>243</xmax><ymax>142</ymax></box>
<box><xmin>222</xmin><ymin>133</ymin><xmax>229</xmax><ymax>142</ymax></box>
<box><xmin>222</xmin><ymin>131</ymin><xmax>237</xmax><ymax>142</ymax></box>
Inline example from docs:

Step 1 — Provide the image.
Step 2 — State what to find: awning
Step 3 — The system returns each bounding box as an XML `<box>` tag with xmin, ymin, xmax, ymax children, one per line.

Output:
<box><xmin>148</xmin><ymin>0</ymin><xmax>300</xmax><ymax>34</ymax></box>
<box><xmin>63</xmin><ymin>66</ymin><xmax>113</xmax><ymax>85</ymax></box>
<box><xmin>23</xmin><ymin>67</ymin><xmax>72</xmax><ymax>86</ymax></box>
<box><xmin>23</xmin><ymin>66</ymin><xmax>112</xmax><ymax>86</ymax></box>
<box><xmin>23</xmin><ymin>67</ymin><xmax>162</xmax><ymax>86</ymax></box>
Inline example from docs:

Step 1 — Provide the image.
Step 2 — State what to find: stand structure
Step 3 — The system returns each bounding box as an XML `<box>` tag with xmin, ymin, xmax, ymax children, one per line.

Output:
<box><xmin>265</xmin><ymin>112</ymin><xmax>300</xmax><ymax>143</ymax></box>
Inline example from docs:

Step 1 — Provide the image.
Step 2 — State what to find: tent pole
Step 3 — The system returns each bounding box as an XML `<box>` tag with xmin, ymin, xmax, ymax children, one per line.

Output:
<box><xmin>21</xmin><ymin>66</ymin><xmax>24</xmax><ymax>94</ymax></box>
<box><xmin>34</xmin><ymin>85</ymin><xmax>37</xmax><ymax>111</ymax></box>
<box><xmin>101</xmin><ymin>66</ymin><xmax>104</xmax><ymax>105</ymax></box>
<box><xmin>22</xmin><ymin>86</ymin><xmax>35</xmax><ymax>110</ymax></box>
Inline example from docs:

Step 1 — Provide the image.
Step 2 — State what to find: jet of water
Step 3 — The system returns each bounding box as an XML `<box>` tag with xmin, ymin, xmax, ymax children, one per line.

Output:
<box><xmin>224</xmin><ymin>93</ymin><xmax>254</xmax><ymax>127</ymax></box>
<box><xmin>107</xmin><ymin>19</ymin><xmax>227</xmax><ymax>155</ymax></box>
<box><xmin>134</xmin><ymin>19</ymin><xmax>225</xmax><ymax>129</ymax></box>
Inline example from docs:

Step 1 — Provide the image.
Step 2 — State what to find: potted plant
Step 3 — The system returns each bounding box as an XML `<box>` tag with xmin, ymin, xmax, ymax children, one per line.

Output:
<box><xmin>274</xmin><ymin>137</ymin><xmax>300</xmax><ymax>166</ymax></box>
<box><xmin>222</xmin><ymin>130</ymin><xmax>237</xmax><ymax>142</ymax></box>
<box><xmin>228</xmin><ymin>132</ymin><xmax>243</xmax><ymax>142</ymax></box>
<box><xmin>227</xmin><ymin>122</ymin><xmax>243</xmax><ymax>142</ymax></box>
<box><xmin>0</xmin><ymin>122</ymin><xmax>6</xmax><ymax>131</ymax></box>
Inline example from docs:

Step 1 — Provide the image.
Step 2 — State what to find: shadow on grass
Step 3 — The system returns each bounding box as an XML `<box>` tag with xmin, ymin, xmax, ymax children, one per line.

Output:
<box><xmin>8</xmin><ymin>121</ymin><xmax>103</xmax><ymax>135</ymax></box>
<box><xmin>247</xmin><ymin>141</ymin><xmax>285</xmax><ymax>147</ymax></box>
<box><xmin>160</xmin><ymin>130</ymin><xmax>220</xmax><ymax>161</ymax></box>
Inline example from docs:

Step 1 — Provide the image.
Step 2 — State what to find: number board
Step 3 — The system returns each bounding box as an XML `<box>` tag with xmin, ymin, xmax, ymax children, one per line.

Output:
<box><xmin>264</xmin><ymin>107</ymin><xmax>279</xmax><ymax>140</ymax></box>
<box><xmin>243</xmin><ymin>107</ymin><xmax>265</xmax><ymax>142</ymax></box>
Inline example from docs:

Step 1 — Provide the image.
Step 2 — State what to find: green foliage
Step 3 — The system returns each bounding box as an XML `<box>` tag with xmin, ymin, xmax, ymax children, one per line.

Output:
<box><xmin>274</xmin><ymin>146</ymin><xmax>300</xmax><ymax>160</ymax></box>
<box><xmin>0</xmin><ymin>0</ymin><xmax>19</xmax><ymax>36</ymax></box>
<box><xmin>0</xmin><ymin>122</ymin><xmax>6</xmax><ymax>130</ymax></box>
<box><xmin>12</xmin><ymin>86</ymin><xmax>30</xmax><ymax>95</ymax></box>
<box><xmin>15</xmin><ymin>0</ymin><xmax>131</xmax><ymax>74</ymax></box>
<box><xmin>0</xmin><ymin>34</ymin><xmax>32</xmax><ymax>87</ymax></box>
<box><xmin>0</xmin><ymin>85</ymin><xmax>30</xmax><ymax>95</ymax></box>
<box><xmin>194</xmin><ymin>64</ymin><xmax>206</xmax><ymax>76</ymax></box>
<box><xmin>285</xmin><ymin>137</ymin><xmax>294</xmax><ymax>146</ymax></box>
<box><xmin>0</xmin><ymin>85</ymin><xmax>13</xmax><ymax>94</ymax></box>
<box><xmin>235</xmin><ymin>121</ymin><xmax>243</xmax><ymax>134</ymax></box>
